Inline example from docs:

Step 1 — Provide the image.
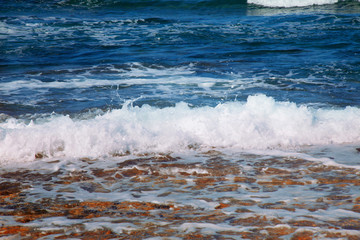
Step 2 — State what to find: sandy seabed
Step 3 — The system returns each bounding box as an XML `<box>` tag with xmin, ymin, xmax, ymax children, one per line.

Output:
<box><xmin>0</xmin><ymin>151</ymin><xmax>360</xmax><ymax>239</ymax></box>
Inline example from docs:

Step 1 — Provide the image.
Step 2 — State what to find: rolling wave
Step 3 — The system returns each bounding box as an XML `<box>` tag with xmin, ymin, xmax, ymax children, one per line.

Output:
<box><xmin>1</xmin><ymin>95</ymin><xmax>359</xmax><ymax>163</ymax></box>
<box><xmin>248</xmin><ymin>0</ymin><xmax>339</xmax><ymax>7</ymax></box>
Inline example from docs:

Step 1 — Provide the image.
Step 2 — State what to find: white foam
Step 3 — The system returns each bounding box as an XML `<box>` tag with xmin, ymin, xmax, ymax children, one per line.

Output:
<box><xmin>178</xmin><ymin>222</ymin><xmax>248</xmax><ymax>234</ymax></box>
<box><xmin>84</xmin><ymin>219</ymin><xmax>137</xmax><ymax>234</ymax></box>
<box><xmin>0</xmin><ymin>64</ymin><xmax>200</xmax><ymax>92</ymax></box>
<box><xmin>0</xmin><ymin>78</ymin><xmax>121</xmax><ymax>91</ymax></box>
<box><xmin>0</xmin><ymin>95</ymin><xmax>359</xmax><ymax>163</ymax></box>
<box><xmin>248</xmin><ymin>0</ymin><xmax>338</xmax><ymax>7</ymax></box>
<box><xmin>159</xmin><ymin>167</ymin><xmax>209</xmax><ymax>175</ymax></box>
<box><xmin>0</xmin><ymin>64</ymin><xmax>282</xmax><ymax>104</ymax></box>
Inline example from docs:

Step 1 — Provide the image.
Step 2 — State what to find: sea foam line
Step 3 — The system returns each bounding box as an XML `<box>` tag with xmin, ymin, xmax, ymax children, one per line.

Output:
<box><xmin>0</xmin><ymin>94</ymin><xmax>360</xmax><ymax>163</ymax></box>
<box><xmin>248</xmin><ymin>0</ymin><xmax>341</xmax><ymax>7</ymax></box>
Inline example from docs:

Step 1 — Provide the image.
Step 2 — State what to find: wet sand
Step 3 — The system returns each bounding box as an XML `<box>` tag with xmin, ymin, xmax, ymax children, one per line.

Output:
<box><xmin>0</xmin><ymin>151</ymin><xmax>360</xmax><ymax>239</ymax></box>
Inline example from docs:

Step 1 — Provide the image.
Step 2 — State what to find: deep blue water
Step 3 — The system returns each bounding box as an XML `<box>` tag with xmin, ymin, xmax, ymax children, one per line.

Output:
<box><xmin>1</xmin><ymin>0</ymin><xmax>360</xmax><ymax>116</ymax></box>
<box><xmin>1</xmin><ymin>0</ymin><xmax>360</xmax><ymax>162</ymax></box>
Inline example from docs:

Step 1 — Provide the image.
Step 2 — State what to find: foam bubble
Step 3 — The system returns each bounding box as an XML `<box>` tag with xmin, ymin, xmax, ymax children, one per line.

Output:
<box><xmin>0</xmin><ymin>94</ymin><xmax>359</xmax><ymax>163</ymax></box>
<box><xmin>248</xmin><ymin>0</ymin><xmax>338</xmax><ymax>7</ymax></box>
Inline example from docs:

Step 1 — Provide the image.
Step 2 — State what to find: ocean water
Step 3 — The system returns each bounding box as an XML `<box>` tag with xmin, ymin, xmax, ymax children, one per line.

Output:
<box><xmin>1</xmin><ymin>1</ymin><xmax>360</xmax><ymax>238</ymax></box>
<box><xmin>1</xmin><ymin>0</ymin><xmax>360</xmax><ymax>165</ymax></box>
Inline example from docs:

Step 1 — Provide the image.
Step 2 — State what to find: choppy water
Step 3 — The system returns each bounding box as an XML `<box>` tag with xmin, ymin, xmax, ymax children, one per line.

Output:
<box><xmin>1</xmin><ymin>0</ymin><xmax>360</xmax><ymax>165</ymax></box>
<box><xmin>1</xmin><ymin>1</ymin><xmax>360</xmax><ymax>239</ymax></box>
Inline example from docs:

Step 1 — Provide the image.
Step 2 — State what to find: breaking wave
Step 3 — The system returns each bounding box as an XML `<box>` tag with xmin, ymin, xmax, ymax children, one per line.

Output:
<box><xmin>1</xmin><ymin>95</ymin><xmax>359</xmax><ymax>163</ymax></box>
<box><xmin>248</xmin><ymin>0</ymin><xmax>359</xmax><ymax>7</ymax></box>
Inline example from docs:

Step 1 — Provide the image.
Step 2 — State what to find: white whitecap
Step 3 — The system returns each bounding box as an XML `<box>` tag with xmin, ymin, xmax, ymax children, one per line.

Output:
<box><xmin>0</xmin><ymin>95</ymin><xmax>359</xmax><ymax>163</ymax></box>
<box><xmin>248</xmin><ymin>0</ymin><xmax>339</xmax><ymax>7</ymax></box>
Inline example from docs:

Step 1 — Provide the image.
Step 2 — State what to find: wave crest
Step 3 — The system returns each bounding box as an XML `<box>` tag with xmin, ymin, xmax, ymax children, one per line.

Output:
<box><xmin>1</xmin><ymin>95</ymin><xmax>360</xmax><ymax>163</ymax></box>
<box><xmin>248</xmin><ymin>0</ymin><xmax>360</xmax><ymax>8</ymax></box>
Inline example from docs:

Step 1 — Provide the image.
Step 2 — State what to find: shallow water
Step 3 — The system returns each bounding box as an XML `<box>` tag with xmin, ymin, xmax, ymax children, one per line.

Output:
<box><xmin>1</xmin><ymin>151</ymin><xmax>360</xmax><ymax>239</ymax></box>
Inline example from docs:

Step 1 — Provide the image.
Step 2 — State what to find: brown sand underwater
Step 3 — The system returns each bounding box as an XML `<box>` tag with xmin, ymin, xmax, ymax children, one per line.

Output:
<box><xmin>0</xmin><ymin>151</ymin><xmax>360</xmax><ymax>239</ymax></box>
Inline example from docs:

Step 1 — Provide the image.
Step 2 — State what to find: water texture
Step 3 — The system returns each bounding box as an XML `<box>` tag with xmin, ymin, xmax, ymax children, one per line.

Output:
<box><xmin>1</xmin><ymin>0</ymin><xmax>360</xmax><ymax>163</ymax></box>
<box><xmin>1</xmin><ymin>1</ymin><xmax>360</xmax><ymax>239</ymax></box>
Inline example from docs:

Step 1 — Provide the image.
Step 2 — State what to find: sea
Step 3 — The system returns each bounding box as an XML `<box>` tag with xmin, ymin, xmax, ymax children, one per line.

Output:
<box><xmin>1</xmin><ymin>0</ymin><xmax>360</xmax><ymax>238</ymax></box>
